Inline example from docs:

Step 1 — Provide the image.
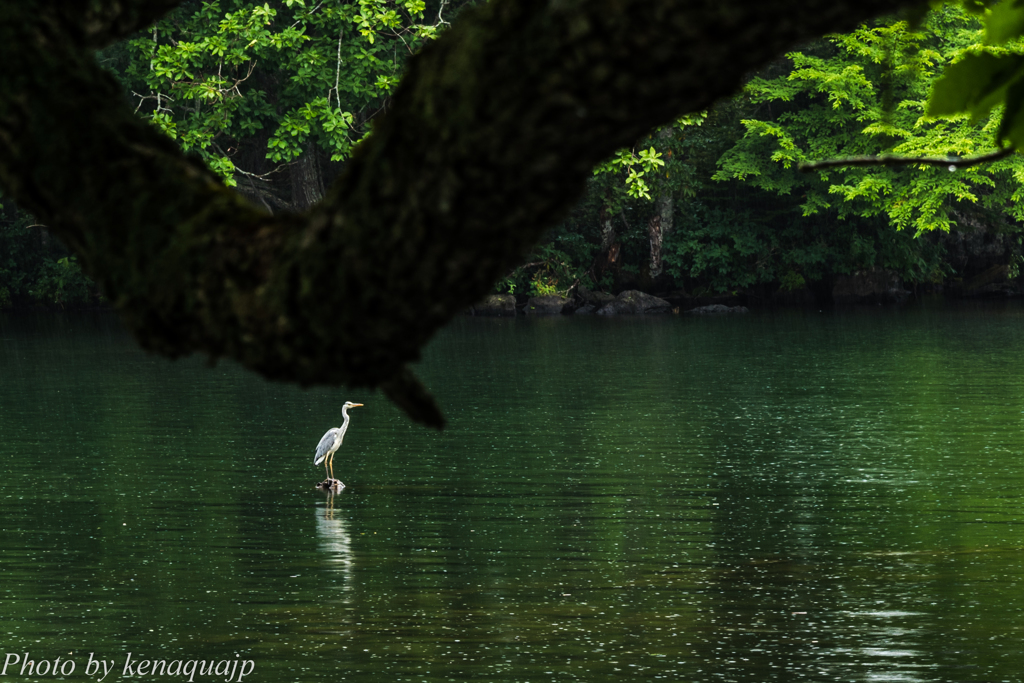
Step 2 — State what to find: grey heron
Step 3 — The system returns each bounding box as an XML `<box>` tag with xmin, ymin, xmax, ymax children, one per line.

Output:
<box><xmin>314</xmin><ymin>401</ymin><xmax>364</xmax><ymax>484</ymax></box>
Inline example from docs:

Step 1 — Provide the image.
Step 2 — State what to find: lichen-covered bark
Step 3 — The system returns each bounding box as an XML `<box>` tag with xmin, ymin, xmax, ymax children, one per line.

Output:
<box><xmin>0</xmin><ymin>0</ymin><xmax>920</xmax><ymax>427</ymax></box>
<box><xmin>290</xmin><ymin>146</ymin><xmax>325</xmax><ymax>213</ymax></box>
<box><xmin>648</xmin><ymin>215</ymin><xmax>663</xmax><ymax>279</ymax></box>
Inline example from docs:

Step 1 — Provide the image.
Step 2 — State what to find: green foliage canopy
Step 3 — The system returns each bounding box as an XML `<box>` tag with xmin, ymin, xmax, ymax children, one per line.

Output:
<box><xmin>716</xmin><ymin>5</ymin><xmax>1024</xmax><ymax>234</ymax></box>
<box><xmin>117</xmin><ymin>0</ymin><xmax>453</xmax><ymax>184</ymax></box>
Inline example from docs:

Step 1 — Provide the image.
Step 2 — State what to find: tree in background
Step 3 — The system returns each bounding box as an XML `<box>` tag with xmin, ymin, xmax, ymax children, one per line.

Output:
<box><xmin>496</xmin><ymin>113</ymin><xmax>712</xmax><ymax>298</ymax></box>
<box><xmin>3</xmin><ymin>0</ymin><xmax>464</xmax><ymax>310</ymax></box>
<box><xmin>522</xmin><ymin>65</ymin><xmax>951</xmax><ymax>302</ymax></box>
<box><xmin>113</xmin><ymin>0</ymin><xmax>466</xmax><ymax>211</ymax></box>
<box><xmin>716</xmin><ymin>6</ymin><xmax>1024</xmax><ymax>233</ymax></box>
<box><xmin>511</xmin><ymin>3</ymin><xmax>1020</xmax><ymax>303</ymax></box>
<box><xmin>0</xmin><ymin>205</ymin><xmax>98</xmax><ymax>308</ymax></box>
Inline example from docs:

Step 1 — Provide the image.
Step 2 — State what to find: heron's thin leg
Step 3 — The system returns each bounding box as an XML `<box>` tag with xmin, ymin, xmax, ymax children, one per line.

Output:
<box><xmin>329</xmin><ymin>453</ymin><xmax>335</xmax><ymax>481</ymax></box>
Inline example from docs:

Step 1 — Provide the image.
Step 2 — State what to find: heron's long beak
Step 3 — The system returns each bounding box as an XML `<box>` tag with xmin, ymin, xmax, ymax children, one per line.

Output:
<box><xmin>351</xmin><ymin>403</ymin><xmax>364</xmax><ymax>408</ymax></box>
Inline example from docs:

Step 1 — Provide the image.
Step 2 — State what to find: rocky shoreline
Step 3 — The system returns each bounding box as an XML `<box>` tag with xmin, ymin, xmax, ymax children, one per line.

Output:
<box><xmin>468</xmin><ymin>265</ymin><xmax>1023</xmax><ymax>317</ymax></box>
<box><xmin>468</xmin><ymin>289</ymin><xmax>751</xmax><ymax>317</ymax></box>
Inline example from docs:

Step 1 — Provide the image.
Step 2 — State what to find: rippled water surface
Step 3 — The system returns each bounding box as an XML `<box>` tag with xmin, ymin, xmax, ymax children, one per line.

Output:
<box><xmin>3</xmin><ymin>304</ymin><xmax>1024</xmax><ymax>682</ymax></box>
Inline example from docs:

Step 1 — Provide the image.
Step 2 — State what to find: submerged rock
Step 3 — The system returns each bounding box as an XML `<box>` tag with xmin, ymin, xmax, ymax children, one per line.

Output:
<box><xmin>597</xmin><ymin>290</ymin><xmax>672</xmax><ymax>315</ymax></box>
<box><xmin>960</xmin><ymin>264</ymin><xmax>1019</xmax><ymax>297</ymax></box>
<box><xmin>526</xmin><ymin>294</ymin><xmax>572</xmax><ymax>315</ymax></box>
<box><xmin>685</xmin><ymin>304</ymin><xmax>749</xmax><ymax>315</ymax></box>
<box><xmin>468</xmin><ymin>293</ymin><xmax>517</xmax><ymax>316</ymax></box>
<box><xmin>577</xmin><ymin>286</ymin><xmax>617</xmax><ymax>309</ymax></box>
<box><xmin>832</xmin><ymin>268</ymin><xmax>910</xmax><ymax>304</ymax></box>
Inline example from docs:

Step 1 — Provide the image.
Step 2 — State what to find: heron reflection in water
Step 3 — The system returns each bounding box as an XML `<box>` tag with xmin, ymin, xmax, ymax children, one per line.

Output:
<box><xmin>315</xmin><ymin>492</ymin><xmax>354</xmax><ymax>595</ymax></box>
<box><xmin>314</xmin><ymin>401</ymin><xmax>363</xmax><ymax>487</ymax></box>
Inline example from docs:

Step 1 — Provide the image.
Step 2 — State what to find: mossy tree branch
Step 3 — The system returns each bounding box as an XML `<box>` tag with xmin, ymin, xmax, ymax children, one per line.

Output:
<box><xmin>0</xmin><ymin>0</ymin><xmax>920</xmax><ymax>426</ymax></box>
<box><xmin>72</xmin><ymin>0</ymin><xmax>185</xmax><ymax>47</ymax></box>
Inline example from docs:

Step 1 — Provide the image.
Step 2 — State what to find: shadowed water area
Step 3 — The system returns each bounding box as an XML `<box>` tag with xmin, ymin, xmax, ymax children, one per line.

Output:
<box><xmin>3</xmin><ymin>304</ymin><xmax>1024</xmax><ymax>682</ymax></box>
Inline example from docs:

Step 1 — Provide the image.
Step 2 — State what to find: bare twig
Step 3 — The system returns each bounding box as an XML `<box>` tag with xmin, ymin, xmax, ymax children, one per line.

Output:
<box><xmin>233</xmin><ymin>163</ymin><xmax>291</xmax><ymax>180</ymax></box>
<box><xmin>799</xmin><ymin>148</ymin><xmax>1015</xmax><ymax>172</ymax></box>
<box><xmin>290</xmin><ymin>1</ymin><xmax>324</xmax><ymax>29</ymax></box>
<box><xmin>383</xmin><ymin>26</ymin><xmax>416</xmax><ymax>55</ymax></box>
<box><xmin>245</xmin><ymin>174</ymin><xmax>274</xmax><ymax>214</ymax></box>
<box><xmin>131</xmin><ymin>91</ymin><xmax>174</xmax><ymax>115</ymax></box>
<box><xmin>149</xmin><ymin>27</ymin><xmax>164</xmax><ymax>114</ymax></box>
<box><xmin>228</xmin><ymin>60</ymin><xmax>257</xmax><ymax>98</ymax></box>
<box><xmin>329</xmin><ymin>25</ymin><xmax>343</xmax><ymax>108</ymax></box>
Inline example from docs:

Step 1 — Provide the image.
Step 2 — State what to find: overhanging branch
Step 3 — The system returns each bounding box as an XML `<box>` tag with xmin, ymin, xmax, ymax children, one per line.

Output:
<box><xmin>0</xmin><ymin>0</ymin><xmax>924</xmax><ymax>427</ymax></box>
<box><xmin>799</xmin><ymin>147</ymin><xmax>1015</xmax><ymax>171</ymax></box>
<box><xmin>53</xmin><ymin>0</ymin><xmax>187</xmax><ymax>48</ymax></box>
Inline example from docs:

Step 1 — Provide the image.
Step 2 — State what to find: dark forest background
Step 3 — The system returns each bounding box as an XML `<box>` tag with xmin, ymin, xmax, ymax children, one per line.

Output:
<box><xmin>3</xmin><ymin>1</ymin><xmax>1022</xmax><ymax>309</ymax></box>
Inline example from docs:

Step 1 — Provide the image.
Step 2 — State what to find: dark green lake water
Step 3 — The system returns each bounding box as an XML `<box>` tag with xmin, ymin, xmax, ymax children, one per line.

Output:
<box><xmin>3</xmin><ymin>304</ymin><xmax>1024</xmax><ymax>682</ymax></box>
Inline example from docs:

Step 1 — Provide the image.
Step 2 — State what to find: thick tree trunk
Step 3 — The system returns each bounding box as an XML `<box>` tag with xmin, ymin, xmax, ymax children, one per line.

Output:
<box><xmin>599</xmin><ymin>206</ymin><xmax>616</xmax><ymax>254</ymax></box>
<box><xmin>658</xmin><ymin>194</ymin><xmax>674</xmax><ymax>239</ymax></box>
<box><xmin>648</xmin><ymin>214</ymin><xmax>663</xmax><ymax>279</ymax></box>
<box><xmin>290</xmin><ymin>145</ymin><xmax>325</xmax><ymax>213</ymax></box>
<box><xmin>596</xmin><ymin>205</ymin><xmax>620</xmax><ymax>283</ymax></box>
<box><xmin>0</xmin><ymin>0</ymin><xmax>921</xmax><ymax>426</ymax></box>
<box><xmin>649</xmin><ymin>193</ymin><xmax>674</xmax><ymax>278</ymax></box>
<box><xmin>649</xmin><ymin>126</ymin><xmax>675</xmax><ymax>279</ymax></box>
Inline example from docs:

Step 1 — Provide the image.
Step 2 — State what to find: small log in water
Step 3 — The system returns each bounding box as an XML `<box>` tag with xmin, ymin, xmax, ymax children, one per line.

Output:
<box><xmin>316</xmin><ymin>479</ymin><xmax>345</xmax><ymax>491</ymax></box>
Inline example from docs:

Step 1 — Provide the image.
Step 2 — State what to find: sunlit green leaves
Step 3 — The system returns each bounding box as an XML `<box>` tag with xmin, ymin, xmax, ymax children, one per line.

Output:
<box><xmin>119</xmin><ymin>0</ymin><xmax>451</xmax><ymax>186</ymax></box>
<box><xmin>594</xmin><ymin>146</ymin><xmax>665</xmax><ymax>200</ymax></box>
<box><xmin>594</xmin><ymin>114</ymin><xmax>703</xmax><ymax>202</ymax></box>
<box><xmin>266</xmin><ymin>99</ymin><xmax>355</xmax><ymax>163</ymax></box>
<box><xmin>675</xmin><ymin>111</ymin><xmax>708</xmax><ymax>128</ymax></box>
<box><xmin>149</xmin><ymin>112</ymin><xmax>177</xmax><ymax>140</ymax></box>
<box><xmin>718</xmin><ymin>4</ymin><xmax>1024</xmax><ymax>234</ymax></box>
<box><xmin>355</xmin><ymin>0</ymin><xmax>407</xmax><ymax>43</ymax></box>
<box><xmin>205</xmin><ymin>156</ymin><xmax>239</xmax><ymax>186</ymax></box>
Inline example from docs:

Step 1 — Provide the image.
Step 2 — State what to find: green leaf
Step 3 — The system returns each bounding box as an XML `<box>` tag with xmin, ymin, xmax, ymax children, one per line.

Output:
<box><xmin>985</xmin><ymin>0</ymin><xmax>1024</xmax><ymax>44</ymax></box>
<box><xmin>998</xmin><ymin>76</ymin><xmax>1024</xmax><ymax>145</ymax></box>
<box><xmin>928</xmin><ymin>51</ymin><xmax>1024</xmax><ymax>119</ymax></box>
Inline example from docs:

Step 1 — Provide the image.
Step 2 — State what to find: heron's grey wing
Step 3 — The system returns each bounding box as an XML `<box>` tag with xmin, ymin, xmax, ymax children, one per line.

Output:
<box><xmin>314</xmin><ymin>429</ymin><xmax>337</xmax><ymax>465</ymax></box>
